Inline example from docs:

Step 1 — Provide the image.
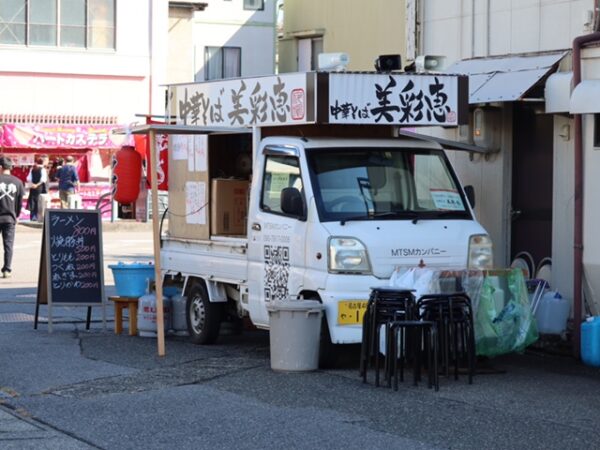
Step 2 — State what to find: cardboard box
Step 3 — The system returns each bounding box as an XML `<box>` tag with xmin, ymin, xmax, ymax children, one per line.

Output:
<box><xmin>211</xmin><ymin>179</ymin><xmax>249</xmax><ymax>235</ymax></box>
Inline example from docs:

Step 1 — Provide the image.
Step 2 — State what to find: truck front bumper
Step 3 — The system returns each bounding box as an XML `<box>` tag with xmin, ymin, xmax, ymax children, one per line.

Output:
<box><xmin>318</xmin><ymin>274</ymin><xmax>389</xmax><ymax>345</ymax></box>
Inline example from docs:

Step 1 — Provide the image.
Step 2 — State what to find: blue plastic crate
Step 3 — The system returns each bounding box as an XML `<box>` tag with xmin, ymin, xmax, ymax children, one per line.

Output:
<box><xmin>109</xmin><ymin>263</ymin><xmax>155</xmax><ymax>297</ymax></box>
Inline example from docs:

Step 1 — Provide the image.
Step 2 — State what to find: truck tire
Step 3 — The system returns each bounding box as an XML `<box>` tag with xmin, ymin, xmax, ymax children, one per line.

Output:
<box><xmin>186</xmin><ymin>281</ymin><xmax>221</xmax><ymax>344</ymax></box>
<box><xmin>319</xmin><ymin>315</ymin><xmax>339</xmax><ymax>369</ymax></box>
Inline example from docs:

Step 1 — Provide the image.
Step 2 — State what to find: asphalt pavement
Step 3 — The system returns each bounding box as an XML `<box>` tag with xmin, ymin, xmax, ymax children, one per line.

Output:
<box><xmin>1</xmin><ymin>222</ymin><xmax>600</xmax><ymax>449</ymax></box>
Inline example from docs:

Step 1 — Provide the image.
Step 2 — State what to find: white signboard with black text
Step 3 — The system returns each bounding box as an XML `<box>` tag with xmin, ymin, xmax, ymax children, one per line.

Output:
<box><xmin>171</xmin><ymin>73</ymin><xmax>310</xmax><ymax>127</ymax></box>
<box><xmin>328</xmin><ymin>73</ymin><xmax>464</xmax><ymax>126</ymax></box>
<box><xmin>168</xmin><ymin>72</ymin><xmax>467</xmax><ymax>128</ymax></box>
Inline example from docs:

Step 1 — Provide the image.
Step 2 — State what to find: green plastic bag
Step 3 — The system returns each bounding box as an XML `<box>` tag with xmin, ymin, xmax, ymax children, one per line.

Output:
<box><xmin>474</xmin><ymin>269</ymin><xmax>538</xmax><ymax>357</ymax></box>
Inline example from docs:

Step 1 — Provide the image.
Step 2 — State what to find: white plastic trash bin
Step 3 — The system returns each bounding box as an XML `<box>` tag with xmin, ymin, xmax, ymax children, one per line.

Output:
<box><xmin>267</xmin><ymin>299</ymin><xmax>325</xmax><ymax>372</ymax></box>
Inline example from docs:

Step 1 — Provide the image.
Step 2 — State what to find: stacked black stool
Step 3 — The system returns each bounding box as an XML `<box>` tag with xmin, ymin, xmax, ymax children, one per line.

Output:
<box><xmin>387</xmin><ymin>317</ymin><xmax>439</xmax><ymax>391</ymax></box>
<box><xmin>417</xmin><ymin>293</ymin><xmax>476</xmax><ymax>384</ymax></box>
<box><xmin>359</xmin><ymin>287</ymin><xmax>416</xmax><ymax>387</ymax></box>
<box><xmin>360</xmin><ymin>287</ymin><xmax>440</xmax><ymax>391</ymax></box>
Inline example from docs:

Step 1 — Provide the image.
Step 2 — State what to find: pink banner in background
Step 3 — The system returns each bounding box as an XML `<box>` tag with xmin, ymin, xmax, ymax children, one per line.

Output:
<box><xmin>1</xmin><ymin>124</ymin><xmax>130</xmax><ymax>149</ymax></box>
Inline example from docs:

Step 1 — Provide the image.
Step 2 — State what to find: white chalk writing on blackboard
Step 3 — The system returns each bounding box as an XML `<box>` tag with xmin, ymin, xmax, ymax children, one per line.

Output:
<box><xmin>47</xmin><ymin>211</ymin><xmax>102</xmax><ymax>294</ymax></box>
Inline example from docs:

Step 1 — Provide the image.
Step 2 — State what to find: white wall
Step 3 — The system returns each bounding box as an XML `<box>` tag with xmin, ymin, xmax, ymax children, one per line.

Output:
<box><xmin>553</xmin><ymin>115</ymin><xmax>575</xmax><ymax>306</ymax></box>
<box><xmin>194</xmin><ymin>24</ymin><xmax>276</xmax><ymax>78</ymax></box>
<box><xmin>580</xmin><ymin>47</ymin><xmax>600</xmax><ymax>312</ymax></box>
<box><xmin>0</xmin><ymin>0</ymin><xmax>168</xmax><ymax>124</ymax></box>
<box><xmin>418</xmin><ymin>0</ymin><xmax>591</xmax><ymax>271</ymax></box>
<box><xmin>150</xmin><ymin>0</ymin><xmax>169</xmax><ymax>118</ymax></box>
<box><xmin>582</xmin><ymin>111</ymin><xmax>600</xmax><ymax>312</ymax></box>
<box><xmin>421</xmin><ymin>0</ymin><xmax>590</xmax><ymax>66</ymax></box>
<box><xmin>192</xmin><ymin>0</ymin><xmax>276</xmax><ymax>79</ymax></box>
<box><xmin>0</xmin><ymin>74</ymin><xmax>146</xmax><ymax>121</ymax></box>
<box><xmin>429</xmin><ymin>107</ymin><xmax>512</xmax><ymax>268</ymax></box>
<box><xmin>200</xmin><ymin>0</ymin><xmax>275</xmax><ymax>23</ymax></box>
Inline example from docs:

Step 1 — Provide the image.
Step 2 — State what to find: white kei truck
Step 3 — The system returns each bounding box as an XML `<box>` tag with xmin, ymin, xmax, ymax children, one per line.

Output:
<box><xmin>158</xmin><ymin>71</ymin><xmax>493</xmax><ymax>365</ymax></box>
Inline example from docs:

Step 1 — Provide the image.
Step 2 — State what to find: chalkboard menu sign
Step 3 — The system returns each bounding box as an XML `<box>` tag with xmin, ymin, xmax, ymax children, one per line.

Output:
<box><xmin>36</xmin><ymin>209</ymin><xmax>105</xmax><ymax>332</ymax></box>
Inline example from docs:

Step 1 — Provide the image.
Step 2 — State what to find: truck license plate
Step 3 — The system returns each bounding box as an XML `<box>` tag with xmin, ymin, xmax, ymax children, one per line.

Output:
<box><xmin>337</xmin><ymin>300</ymin><xmax>368</xmax><ymax>325</ymax></box>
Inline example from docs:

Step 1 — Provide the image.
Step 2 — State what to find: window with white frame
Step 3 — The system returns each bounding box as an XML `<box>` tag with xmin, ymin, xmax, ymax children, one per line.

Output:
<box><xmin>244</xmin><ymin>0</ymin><xmax>264</xmax><ymax>11</ymax></box>
<box><xmin>203</xmin><ymin>46</ymin><xmax>241</xmax><ymax>81</ymax></box>
<box><xmin>0</xmin><ymin>0</ymin><xmax>115</xmax><ymax>49</ymax></box>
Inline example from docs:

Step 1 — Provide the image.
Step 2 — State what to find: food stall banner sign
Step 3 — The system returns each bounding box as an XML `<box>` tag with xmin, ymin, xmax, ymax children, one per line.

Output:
<box><xmin>170</xmin><ymin>73</ymin><xmax>312</xmax><ymax>127</ymax></box>
<box><xmin>168</xmin><ymin>72</ymin><xmax>467</xmax><ymax>128</ymax></box>
<box><xmin>1</xmin><ymin>124</ymin><xmax>132</xmax><ymax>149</ymax></box>
<box><xmin>328</xmin><ymin>73</ymin><xmax>468</xmax><ymax>126</ymax></box>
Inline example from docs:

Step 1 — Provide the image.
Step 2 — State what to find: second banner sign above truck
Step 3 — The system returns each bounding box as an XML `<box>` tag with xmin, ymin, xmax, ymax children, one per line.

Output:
<box><xmin>140</xmin><ymin>71</ymin><xmax>490</xmax><ymax>366</ymax></box>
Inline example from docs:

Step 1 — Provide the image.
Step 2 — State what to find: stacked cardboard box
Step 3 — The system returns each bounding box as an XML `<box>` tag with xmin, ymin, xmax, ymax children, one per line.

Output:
<box><xmin>211</xmin><ymin>179</ymin><xmax>249</xmax><ymax>235</ymax></box>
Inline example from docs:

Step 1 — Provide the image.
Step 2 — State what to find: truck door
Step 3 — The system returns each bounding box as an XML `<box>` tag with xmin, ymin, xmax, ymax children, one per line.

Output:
<box><xmin>247</xmin><ymin>146</ymin><xmax>308</xmax><ymax>327</ymax></box>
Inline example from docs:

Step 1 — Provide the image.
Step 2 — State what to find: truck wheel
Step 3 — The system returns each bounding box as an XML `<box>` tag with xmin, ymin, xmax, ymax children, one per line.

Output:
<box><xmin>319</xmin><ymin>316</ymin><xmax>339</xmax><ymax>369</ymax></box>
<box><xmin>186</xmin><ymin>281</ymin><xmax>221</xmax><ymax>344</ymax></box>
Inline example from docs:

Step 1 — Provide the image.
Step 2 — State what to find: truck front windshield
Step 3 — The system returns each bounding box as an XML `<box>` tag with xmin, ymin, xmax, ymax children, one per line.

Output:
<box><xmin>306</xmin><ymin>147</ymin><xmax>472</xmax><ymax>223</ymax></box>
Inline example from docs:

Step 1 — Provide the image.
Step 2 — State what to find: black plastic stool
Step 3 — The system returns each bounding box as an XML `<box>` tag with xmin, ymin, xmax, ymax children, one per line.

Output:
<box><xmin>388</xmin><ymin>319</ymin><xmax>439</xmax><ymax>391</ymax></box>
<box><xmin>417</xmin><ymin>293</ymin><xmax>475</xmax><ymax>384</ymax></box>
<box><xmin>359</xmin><ymin>287</ymin><xmax>415</xmax><ymax>387</ymax></box>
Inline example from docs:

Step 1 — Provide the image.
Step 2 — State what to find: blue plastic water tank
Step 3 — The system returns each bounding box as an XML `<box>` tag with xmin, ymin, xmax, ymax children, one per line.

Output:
<box><xmin>581</xmin><ymin>316</ymin><xmax>600</xmax><ymax>367</ymax></box>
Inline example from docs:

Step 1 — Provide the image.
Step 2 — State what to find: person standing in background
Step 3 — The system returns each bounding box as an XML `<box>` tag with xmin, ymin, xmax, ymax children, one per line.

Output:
<box><xmin>57</xmin><ymin>155</ymin><xmax>80</xmax><ymax>209</ymax></box>
<box><xmin>0</xmin><ymin>157</ymin><xmax>24</xmax><ymax>278</ymax></box>
<box><xmin>26</xmin><ymin>157</ymin><xmax>48</xmax><ymax>221</ymax></box>
<box><xmin>50</xmin><ymin>157</ymin><xmax>64</xmax><ymax>182</ymax></box>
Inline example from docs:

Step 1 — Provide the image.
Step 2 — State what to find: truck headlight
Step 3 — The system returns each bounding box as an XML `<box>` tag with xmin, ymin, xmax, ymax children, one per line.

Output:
<box><xmin>468</xmin><ymin>234</ymin><xmax>493</xmax><ymax>269</ymax></box>
<box><xmin>328</xmin><ymin>237</ymin><xmax>371</xmax><ymax>274</ymax></box>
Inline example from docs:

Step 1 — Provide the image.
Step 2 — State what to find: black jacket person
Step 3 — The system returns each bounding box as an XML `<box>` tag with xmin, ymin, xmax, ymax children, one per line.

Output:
<box><xmin>0</xmin><ymin>157</ymin><xmax>25</xmax><ymax>278</ymax></box>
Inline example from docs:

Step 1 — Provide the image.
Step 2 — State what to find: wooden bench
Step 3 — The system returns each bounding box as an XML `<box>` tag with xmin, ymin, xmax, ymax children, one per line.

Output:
<box><xmin>109</xmin><ymin>296</ymin><xmax>139</xmax><ymax>336</ymax></box>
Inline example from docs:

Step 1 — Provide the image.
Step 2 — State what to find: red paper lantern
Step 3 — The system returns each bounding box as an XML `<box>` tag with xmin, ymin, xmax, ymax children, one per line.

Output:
<box><xmin>112</xmin><ymin>145</ymin><xmax>141</xmax><ymax>203</ymax></box>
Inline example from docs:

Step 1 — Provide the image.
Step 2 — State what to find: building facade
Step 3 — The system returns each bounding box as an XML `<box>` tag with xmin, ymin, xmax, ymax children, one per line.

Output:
<box><xmin>0</xmin><ymin>0</ymin><xmax>168</xmax><ymax>125</ymax></box>
<box><xmin>0</xmin><ymin>0</ymin><xmax>169</xmax><ymax>216</ymax></box>
<box><xmin>415</xmin><ymin>0</ymin><xmax>600</xmax><ymax>322</ymax></box>
<box><xmin>279</xmin><ymin>0</ymin><xmax>406</xmax><ymax>72</ymax></box>
<box><xmin>0</xmin><ymin>0</ymin><xmax>276</xmax><ymax>218</ymax></box>
<box><xmin>167</xmin><ymin>0</ymin><xmax>277</xmax><ymax>85</ymax></box>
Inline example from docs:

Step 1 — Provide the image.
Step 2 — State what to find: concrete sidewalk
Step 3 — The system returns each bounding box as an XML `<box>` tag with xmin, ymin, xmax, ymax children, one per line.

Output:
<box><xmin>3</xmin><ymin>222</ymin><xmax>600</xmax><ymax>449</ymax></box>
<box><xmin>1</xmin><ymin>306</ymin><xmax>600</xmax><ymax>450</ymax></box>
<box><xmin>0</xmin><ymin>403</ymin><xmax>96</xmax><ymax>449</ymax></box>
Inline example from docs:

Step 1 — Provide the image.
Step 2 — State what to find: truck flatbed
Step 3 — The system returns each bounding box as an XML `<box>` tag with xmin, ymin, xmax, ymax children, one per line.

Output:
<box><xmin>162</xmin><ymin>235</ymin><xmax>248</xmax><ymax>285</ymax></box>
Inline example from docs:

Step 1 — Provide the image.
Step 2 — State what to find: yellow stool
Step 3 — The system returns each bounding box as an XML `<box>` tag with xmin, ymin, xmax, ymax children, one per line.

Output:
<box><xmin>109</xmin><ymin>296</ymin><xmax>139</xmax><ymax>336</ymax></box>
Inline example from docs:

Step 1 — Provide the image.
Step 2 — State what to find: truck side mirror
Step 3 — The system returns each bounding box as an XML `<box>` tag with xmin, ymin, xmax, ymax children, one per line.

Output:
<box><xmin>280</xmin><ymin>187</ymin><xmax>305</xmax><ymax>218</ymax></box>
<box><xmin>464</xmin><ymin>185</ymin><xmax>475</xmax><ymax>208</ymax></box>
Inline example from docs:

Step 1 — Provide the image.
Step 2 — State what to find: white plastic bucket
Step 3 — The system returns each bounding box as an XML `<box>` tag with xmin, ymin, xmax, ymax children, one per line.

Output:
<box><xmin>267</xmin><ymin>299</ymin><xmax>325</xmax><ymax>372</ymax></box>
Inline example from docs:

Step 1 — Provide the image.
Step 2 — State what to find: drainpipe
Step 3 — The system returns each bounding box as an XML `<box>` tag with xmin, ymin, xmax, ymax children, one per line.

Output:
<box><xmin>471</xmin><ymin>0</ymin><xmax>475</xmax><ymax>57</ymax></box>
<box><xmin>572</xmin><ymin>31</ymin><xmax>600</xmax><ymax>358</ymax></box>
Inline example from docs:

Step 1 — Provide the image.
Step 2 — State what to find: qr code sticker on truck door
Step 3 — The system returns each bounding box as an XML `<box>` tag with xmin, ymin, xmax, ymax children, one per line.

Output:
<box><xmin>264</xmin><ymin>245</ymin><xmax>290</xmax><ymax>302</ymax></box>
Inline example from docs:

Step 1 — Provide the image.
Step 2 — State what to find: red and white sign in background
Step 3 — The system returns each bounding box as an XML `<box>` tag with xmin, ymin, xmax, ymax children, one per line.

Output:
<box><xmin>133</xmin><ymin>121</ymin><xmax>169</xmax><ymax>191</ymax></box>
